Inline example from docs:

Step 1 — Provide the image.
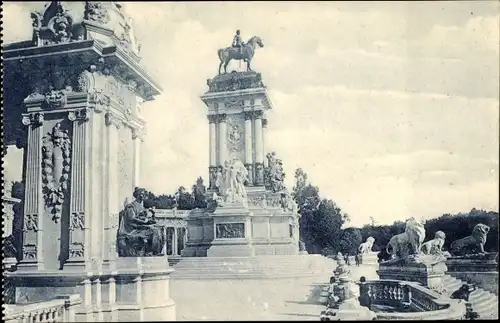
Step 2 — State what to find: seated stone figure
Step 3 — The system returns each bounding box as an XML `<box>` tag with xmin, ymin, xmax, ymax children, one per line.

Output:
<box><xmin>117</xmin><ymin>188</ymin><xmax>165</xmax><ymax>257</ymax></box>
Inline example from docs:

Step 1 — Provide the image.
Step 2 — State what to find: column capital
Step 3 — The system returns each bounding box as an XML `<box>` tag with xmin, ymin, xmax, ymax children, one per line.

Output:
<box><xmin>132</xmin><ymin>128</ymin><xmax>145</xmax><ymax>141</ymax></box>
<box><xmin>244</xmin><ymin>111</ymin><xmax>253</xmax><ymax>121</ymax></box>
<box><xmin>21</xmin><ymin>112</ymin><xmax>44</xmax><ymax>127</ymax></box>
<box><xmin>68</xmin><ymin>108</ymin><xmax>90</xmax><ymax>122</ymax></box>
<box><xmin>105</xmin><ymin>112</ymin><xmax>121</xmax><ymax>129</ymax></box>
<box><xmin>207</xmin><ymin>115</ymin><xmax>218</xmax><ymax>124</ymax></box>
<box><xmin>217</xmin><ymin>113</ymin><xmax>227</xmax><ymax>123</ymax></box>
<box><xmin>253</xmin><ymin>110</ymin><xmax>264</xmax><ymax>119</ymax></box>
<box><xmin>262</xmin><ymin>118</ymin><xmax>268</xmax><ymax>128</ymax></box>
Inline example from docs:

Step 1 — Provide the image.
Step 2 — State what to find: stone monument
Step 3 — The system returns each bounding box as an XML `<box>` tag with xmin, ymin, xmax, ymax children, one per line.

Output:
<box><xmin>357</xmin><ymin>236</ymin><xmax>377</xmax><ymax>265</ymax></box>
<box><xmin>377</xmin><ymin>218</ymin><xmax>448</xmax><ymax>294</ymax></box>
<box><xmin>3</xmin><ymin>2</ymin><xmax>175</xmax><ymax>321</ymax></box>
<box><xmin>445</xmin><ymin>223</ymin><xmax>498</xmax><ymax>295</ymax></box>
<box><xmin>181</xmin><ymin>32</ymin><xmax>301</xmax><ymax>258</ymax></box>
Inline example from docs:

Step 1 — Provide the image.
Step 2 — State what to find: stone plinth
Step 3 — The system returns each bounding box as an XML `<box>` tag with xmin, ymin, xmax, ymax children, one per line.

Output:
<box><xmin>359</xmin><ymin>252</ymin><xmax>378</xmax><ymax>266</ymax></box>
<box><xmin>377</xmin><ymin>255</ymin><xmax>448</xmax><ymax>293</ymax></box>
<box><xmin>445</xmin><ymin>252</ymin><xmax>498</xmax><ymax>295</ymax></box>
<box><xmin>7</xmin><ymin>257</ymin><xmax>175</xmax><ymax>322</ymax></box>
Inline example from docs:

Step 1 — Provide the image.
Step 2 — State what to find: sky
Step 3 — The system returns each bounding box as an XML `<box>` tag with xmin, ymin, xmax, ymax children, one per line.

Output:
<box><xmin>3</xmin><ymin>1</ymin><xmax>499</xmax><ymax>227</ymax></box>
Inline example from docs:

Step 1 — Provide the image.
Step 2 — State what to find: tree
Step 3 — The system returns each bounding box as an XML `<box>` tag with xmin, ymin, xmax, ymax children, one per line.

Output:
<box><xmin>175</xmin><ymin>186</ymin><xmax>195</xmax><ymax>210</ymax></box>
<box><xmin>292</xmin><ymin>168</ymin><xmax>348</xmax><ymax>255</ymax></box>
<box><xmin>338</xmin><ymin>227</ymin><xmax>362</xmax><ymax>256</ymax></box>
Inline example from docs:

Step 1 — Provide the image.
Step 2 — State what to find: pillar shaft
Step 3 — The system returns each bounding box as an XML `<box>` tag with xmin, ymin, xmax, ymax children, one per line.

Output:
<box><xmin>218</xmin><ymin>114</ymin><xmax>227</xmax><ymax>165</ymax></box>
<box><xmin>66</xmin><ymin>109</ymin><xmax>91</xmax><ymax>270</ymax></box>
<box><xmin>133</xmin><ymin>136</ymin><xmax>141</xmax><ymax>188</ymax></box>
<box><xmin>254</xmin><ymin>111</ymin><xmax>264</xmax><ymax>164</ymax></box>
<box><xmin>104</xmin><ymin>112</ymin><xmax>121</xmax><ymax>270</ymax></box>
<box><xmin>244</xmin><ymin>112</ymin><xmax>253</xmax><ymax>164</ymax></box>
<box><xmin>19</xmin><ymin>113</ymin><xmax>44</xmax><ymax>270</ymax></box>
<box><xmin>208</xmin><ymin>116</ymin><xmax>217</xmax><ymax>166</ymax></box>
<box><xmin>262</xmin><ymin>118</ymin><xmax>268</xmax><ymax>167</ymax></box>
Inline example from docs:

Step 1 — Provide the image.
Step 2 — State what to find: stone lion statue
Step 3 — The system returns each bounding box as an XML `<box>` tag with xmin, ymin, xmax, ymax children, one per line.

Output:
<box><xmin>450</xmin><ymin>223</ymin><xmax>490</xmax><ymax>256</ymax></box>
<box><xmin>386</xmin><ymin>217</ymin><xmax>426</xmax><ymax>259</ymax></box>
<box><xmin>358</xmin><ymin>237</ymin><xmax>375</xmax><ymax>254</ymax></box>
<box><xmin>420</xmin><ymin>231</ymin><xmax>446</xmax><ymax>255</ymax></box>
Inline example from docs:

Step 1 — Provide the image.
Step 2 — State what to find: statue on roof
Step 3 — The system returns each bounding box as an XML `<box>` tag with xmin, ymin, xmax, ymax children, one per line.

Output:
<box><xmin>218</xmin><ymin>30</ymin><xmax>264</xmax><ymax>74</ymax></box>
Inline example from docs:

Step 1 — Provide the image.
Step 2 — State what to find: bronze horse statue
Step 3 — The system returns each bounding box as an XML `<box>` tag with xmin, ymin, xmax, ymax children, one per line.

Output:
<box><xmin>218</xmin><ymin>36</ymin><xmax>264</xmax><ymax>75</ymax></box>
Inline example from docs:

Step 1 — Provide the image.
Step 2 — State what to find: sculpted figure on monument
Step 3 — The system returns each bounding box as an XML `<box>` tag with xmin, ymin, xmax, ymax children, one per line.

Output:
<box><xmin>31</xmin><ymin>2</ymin><xmax>76</xmax><ymax>46</ymax></box>
<box><xmin>117</xmin><ymin>188</ymin><xmax>166</xmax><ymax>257</ymax></box>
<box><xmin>213</xmin><ymin>158</ymin><xmax>249</xmax><ymax>206</ymax></box>
<box><xmin>358</xmin><ymin>237</ymin><xmax>375</xmax><ymax>254</ymax></box>
<box><xmin>420</xmin><ymin>231</ymin><xmax>446</xmax><ymax>255</ymax></box>
<box><xmin>450</xmin><ymin>223</ymin><xmax>490</xmax><ymax>256</ymax></box>
<box><xmin>264</xmin><ymin>152</ymin><xmax>286</xmax><ymax>193</ymax></box>
<box><xmin>385</xmin><ymin>217</ymin><xmax>426</xmax><ymax>260</ymax></box>
<box><xmin>218</xmin><ymin>32</ymin><xmax>264</xmax><ymax>74</ymax></box>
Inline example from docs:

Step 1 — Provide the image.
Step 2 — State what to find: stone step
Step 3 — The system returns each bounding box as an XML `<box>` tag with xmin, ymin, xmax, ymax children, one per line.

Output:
<box><xmin>474</xmin><ymin>297</ymin><xmax>498</xmax><ymax>313</ymax></box>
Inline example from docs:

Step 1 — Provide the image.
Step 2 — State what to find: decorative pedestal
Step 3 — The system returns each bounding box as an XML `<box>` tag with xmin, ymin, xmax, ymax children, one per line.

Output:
<box><xmin>7</xmin><ymin>257</ymin><xmax>175</xmax><ymax>322</ymax></box>
<box><xmin>445</xmin><ymin>252</ymin><xmax>499</xmax><ymax>295</ymax></box>
<box><xmin>377</xmin><ymin>255</ymin><xmax>448</xmax><ymax>293</ymax></box>
<box><xmin>359</xmin><ymin>252</ymin><xmax>378</xmax><ymax>266</ymax></box>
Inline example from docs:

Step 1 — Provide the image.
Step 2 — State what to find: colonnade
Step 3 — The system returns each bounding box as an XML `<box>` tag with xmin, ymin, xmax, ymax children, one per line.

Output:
<box><xmin>163</xmin><ymin>226</ymin><xmax>187</xmax><ymax>256</ymax></box>
<box><xmin>208</xmin><ymin>100</ymin><xmax>268</xmax><ymax>189</ymax></box>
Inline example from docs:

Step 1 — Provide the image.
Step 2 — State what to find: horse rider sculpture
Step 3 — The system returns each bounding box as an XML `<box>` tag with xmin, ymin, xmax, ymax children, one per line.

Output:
<box><xmin>232</xmin><ymin>30</ymin><xmax>244</xmax><ymax>54</ymax></box>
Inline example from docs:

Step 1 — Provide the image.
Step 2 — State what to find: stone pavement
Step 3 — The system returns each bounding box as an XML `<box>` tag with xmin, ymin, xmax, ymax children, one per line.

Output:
<box><xmin>170</xmin><ymin>264</ymin><xmax>379</xmax><ymax>321</ymax></box>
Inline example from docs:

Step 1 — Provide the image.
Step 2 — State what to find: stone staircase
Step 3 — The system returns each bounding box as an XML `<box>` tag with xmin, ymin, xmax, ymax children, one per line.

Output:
<box><xmin>442</xmin><ymin>274</ymin><xmax>498</xmax><ymax>319</ymax></box>
<box><xmin>168</xmin><ymin>255</ymin><xmax>335</xmax><ymax>279</ymax></box>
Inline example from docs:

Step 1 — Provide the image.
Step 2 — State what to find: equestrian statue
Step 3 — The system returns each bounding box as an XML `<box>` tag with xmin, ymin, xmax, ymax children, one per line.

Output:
<box><xmin>218</xmin><ymin>29</ymin><xmax>264</xmax><ymax>75</ymax></box>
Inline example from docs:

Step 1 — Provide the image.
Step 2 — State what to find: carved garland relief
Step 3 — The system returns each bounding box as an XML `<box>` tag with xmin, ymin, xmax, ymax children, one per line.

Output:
<box><xmin>42</xmin><ymin>123</ymin><xmax>72</xmax><ymax>223</ymax></box>
<box><xmin>216</xmin><ymin>223</ymin><xmax>245</xmax><ymax>239</ymax></box>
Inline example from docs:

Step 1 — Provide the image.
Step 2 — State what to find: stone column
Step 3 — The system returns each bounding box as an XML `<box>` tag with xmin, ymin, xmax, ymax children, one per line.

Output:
<box><xmin>208</xmin><ymin>115</ymin><xmax>217</xmax><ymax>189</ymax></box>
<box><xmin>218</xmin><ymin>113</ymin><xmax>227</xmax><ymax>166</ymax></box>
<box><xmin>19</xmin><ymin>112</ymin><xmax>44</xmax><ymax>270</ymax></box>
<box><xmin>104</xmin><ymin>112</ymin><xmax>121</xmax><ymax>270</ymax></box>
<box><xmin>244</xmin><ymin>111</ymin><xmax>254</xmax><ymax>185</ymax></box>
<box><xmin>253</xmin><ymin>110</ymin><xmax>265</xmax><ymax>186</ymax></box>
<box><xmin>173</xmin><ymin>228</ymin><xmax>178</xmax><ymax>256</ymax></box>
<box><xmin>163</xmin><ymin>226</ymin><xmax>168</xmax><ymax>255</ymax></box>
<box><xmin>262</xmin><ymin>118</ymin><xmax>268</xmax><ymax>167</ymax></box>
<box><xmin>132</xmin><ymin>132</ymin><xmax>141</xmax><ymax>189</ymax></box>
<box><xmin>66</xmin><ymin>109</ymin><xmax>91</xmax><ymax>270</ymax></box>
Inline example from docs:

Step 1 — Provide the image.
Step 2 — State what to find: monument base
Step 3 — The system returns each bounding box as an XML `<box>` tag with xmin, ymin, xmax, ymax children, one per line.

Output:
<box><xmin>445</xmin><ymin>252</ymin><xmax>498</xmax><ymax>295</ymax></box>
<box><xmin>377</xmin><ymin>255</ymin><xmax>447</xmax><ymax>293</ymax></box>
<box><xmin>6</xmin><ymin>257</ymin><xmax>176</xmax><ymax>322</ymax></box>
<box><xmin>359</xmin><ymin>252</ymin><xmax>378</xmax><ymax>266</ymax></box>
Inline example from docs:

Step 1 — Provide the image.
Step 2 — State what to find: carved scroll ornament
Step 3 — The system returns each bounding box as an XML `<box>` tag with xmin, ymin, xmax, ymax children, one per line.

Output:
<box><xmin>42</xmin><ymin>123</ymin><xmax>71</xmax><ymax>223</ymax></box>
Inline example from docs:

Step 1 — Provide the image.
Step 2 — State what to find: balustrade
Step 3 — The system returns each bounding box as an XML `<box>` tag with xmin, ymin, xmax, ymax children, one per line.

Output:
<box><xmin>4</xmin><ymin>295</ymin><xmax>82</xmax><ymax>323</ymax></box>
<box><xmin>357</xmin><ymin>279</ymin><xmax>466</xmax><ymax>320</ymax></box>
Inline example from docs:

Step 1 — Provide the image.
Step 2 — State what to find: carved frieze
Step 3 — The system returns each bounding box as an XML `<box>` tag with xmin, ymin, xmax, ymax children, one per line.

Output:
<box><xmin>206</xmin><ymin>72</ymin><xmax>264</xmax><ymax>93</ymax></box>
<box><xmin>227</xmin><ymin>116</ymin><xmax>244</xmax><ymax>153</ymax></box>
<box><xmin>247</xmin><ymin>194</ymin><xmax>266</xmax><ymax>209</ymax></box>
<box><xmin>21</xmin><ymin>113</ymin><xmax>44</xmax><ymax>127</ymax></box>
<box><xmin>23</xmin><ymin>214</ymin><xmax>39</xmax><ymax>232</ymax></box>
<box><xmin>41</xmin><ymin>123</ymin><xmax>72</xmax><ymax>223</ymax></box>
<box><xmin>216</xmin><ymin>223</ymin><xmax>245</xmax><ymax>239</ymax></box>
<box><xmin>23</xmin><ymin>244</ymin><xmax>37</xmax><ymax>260</ymax></box>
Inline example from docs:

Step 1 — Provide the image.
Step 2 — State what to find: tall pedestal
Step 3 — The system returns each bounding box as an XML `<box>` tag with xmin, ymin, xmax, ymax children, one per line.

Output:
<box><xmin>3</xmin><ymin>2</ymin><xmax>173</xmax><ymax>321</ymax></box>
<box><xmin>377</xmin><ymin>255</ymin><xmax>448</xmax><ymax>294</ymax></box>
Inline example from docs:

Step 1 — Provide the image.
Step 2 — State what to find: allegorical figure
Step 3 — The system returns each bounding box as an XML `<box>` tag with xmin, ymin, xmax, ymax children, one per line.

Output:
<box><xmin>117</xmin><ymin>187</ymin><xmax>165</xmax><ymax>257</ymax></box>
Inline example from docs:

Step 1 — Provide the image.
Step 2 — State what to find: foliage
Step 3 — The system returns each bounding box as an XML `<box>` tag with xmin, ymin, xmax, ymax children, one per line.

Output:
<box><xmin>358</xmin><ymin>209</ymin><xmax>499</xmax><ymax>253</ymax></box>
<box><xmin>139</xmin><ymin>177</ymin><xmax>208</xmax><ymax>211</ymax></box>
<box><xmin>292</xmin><ymin>168</ymin><xmax>348</xmax><ymax>255</ymax></box>
<box><xmin>338</xmin><ymin>227</ymin><xmax>362</xmax><ymax>256</ymax></box>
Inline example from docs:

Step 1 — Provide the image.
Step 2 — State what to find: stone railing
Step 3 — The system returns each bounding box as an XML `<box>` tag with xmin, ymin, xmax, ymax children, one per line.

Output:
<box><xmin>358</xmin><ymin>279</ymin><xmax>466</xmax><ymax>320</ymax></box>
<box><xmin>4</xmin><ymin>295</ymin><xmax>82</xmax><ymax>323</ymax></box>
